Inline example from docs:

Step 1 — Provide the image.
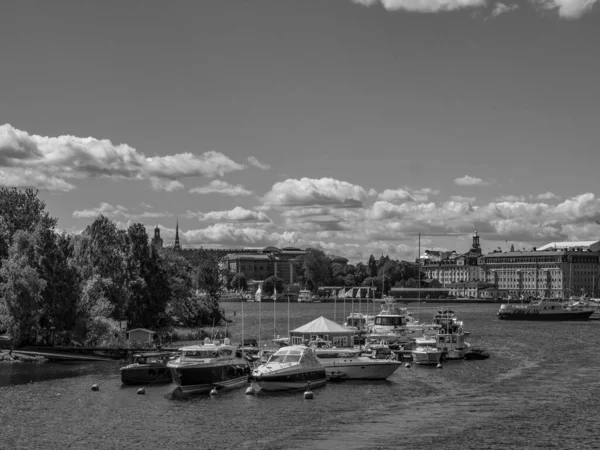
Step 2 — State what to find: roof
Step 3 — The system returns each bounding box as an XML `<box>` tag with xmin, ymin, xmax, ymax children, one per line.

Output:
<box><xmin>537</xmin><ymin>241</ymin><xmax>600</xmax><ymax>251</ymax></box>
<box><xmin>291</xmin><ymin>316</ymin><xmax>352</xmax><ymax>334</ymax></box>
<box><xmin>127</xmin><ymin>328</ymin><xmax>155</xmax><ymax>334</ymax></box>
<box><xmin>224</xmin><ymin>253</ymin><xmax>271</xmax><ymax>261</ymax></box>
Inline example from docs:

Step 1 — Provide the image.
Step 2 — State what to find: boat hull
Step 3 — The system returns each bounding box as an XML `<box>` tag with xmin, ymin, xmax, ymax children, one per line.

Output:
<box><xmin>412</xmin><ymin>350</ymin><xmax>442</xmax><ymax>365</ymax></box>
<box><xmin>252</xmin><ymin>369</ymin><xmax>327</xmax><ymax>392</ymax></box>
<box><xmin>320</xmin><ymin>359</ymin><xmax>402</xmax><ymax>380</ymax></box>
<box><xmin>120</xmin><ymin>365</ymin><xmax>171</xmax><ymax>385</ymax></box>
<box><xmin>169</xmin><ymin>362</ymin><xmax>250</xmax><ymax>395</ymax></box>
<box><xmin>497</xmin><ymin>311</ymin><xmax>593</xmax><ymax>321</ymax></box>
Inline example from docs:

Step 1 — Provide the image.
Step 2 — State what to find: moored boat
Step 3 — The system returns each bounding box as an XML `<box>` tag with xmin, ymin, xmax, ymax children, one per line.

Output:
<box><xmin>411</xmin><ymin>336</ymin><xmax>443</xmax><ymax>365</ymax></box>
<box><xmin>250</xmin><ymin>345</ymin><xmax>326</xmax><ymax>392</ymax></box>
<box><xmin>310</xmin><ymin>342</ymin><xmax>402</xmax><ymax>380</ymax></box>
<box><xmin>120</xmin><ymin>351</ymin><xmax>174</xmax><ymax>385</ymax></box>
<box><xmin>497</xmin><ymin>299</ymin><xmax>594</xmax><ymax>321</ymax></box>
<box><xmin>167</xmin><ymin>338</ymin><xmax>250</xmax><ymax>396</ymax></box>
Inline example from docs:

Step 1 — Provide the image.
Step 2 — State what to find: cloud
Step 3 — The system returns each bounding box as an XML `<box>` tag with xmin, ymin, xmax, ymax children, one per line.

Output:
<box><xmin>72</xmin><ymin>202</ymin><xmax>170</xmax><ymax>220</ymax></box>
<box><xmin>454</xmin><ymin>175</ymin><xmax>489</xmax><ymax>186</ymax></box>
<box><xmin>150</xmin><ymin>178</ymin><xmax>184</xmax><ymax>192</ymax></box>
<box><xmin>197</xmin><ymin>206</ymin><xmax>272</xmax><ymax>223</ymax></box>
<box><xmin>183</xmin><ymin>224</ymin><xmax>290</xmax><ymax>247</ymax></box>
<box><xmin>0</xmin><ymin>124</ymin><xmax>246</xmax><ymax>192</ymax></box>
<box><xmin>532</xmin><ymin>0</ymin><xmax>598</xmax><ymax>18</ymax></box>
<box><xmin>535</xmin><ymin>192</ymin><xmax>561</xmax><ymax>201</ymax></box>
<box><xmin>189</xmin><ymin>180</ymin><xmax>252</xmax><ymax>196</ymax></box>
<box><xmin>0</xmin><ymin>167</ymin><xmax>76</xmax><ymax>192</ymax></box>
<box><xmin>247</xmin><ymin>156</ymin><xmax>271</xmax><ymax>170</ymax></box>
<box><xmin>262</xmin><ymin>177</ymin><xmax>368</xmax><ymax>208</ymax></box>
<box><xmin>496</xmin><ymin>195</ymin><xmax>525</xmax><ymax>202</ymax></box>
<box><xmin>377</xmin><ymin>187</ymin><xmax>439</xmax><ymax>203</ymax></box>
<box><xmin>491</xmin><ymin>2</ymin><xmax>519</xmax><ymax>16</ymax></box>
<box><xmin>351</xmin><ymin>0</ymin><xmax>487</xmax><ymax>13</ymax></box>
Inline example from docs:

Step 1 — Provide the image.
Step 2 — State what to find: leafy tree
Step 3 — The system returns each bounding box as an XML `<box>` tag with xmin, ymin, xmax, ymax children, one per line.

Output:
<box><xmin>296</xmin><ymin>249</ymin><xmax>331</xmax><ymax>292</ymax></box>
<box><xmin>34</xmin><ymin>226</ymin><xmax>80</xmax><ymax>333</ymax></box>
<box><xmin>262</xmin><ymin>276</ymin><xmax>284</xmax><ymax>296</ymax></box>
<box><xmin>0</xmin><ymin>231</ymin><xmax>46</xmax><ymax>345</ymax></box>
<box><xmin>231</xmin><ymin>273</ymin><xmax>247</xmax><ymax>291</ymax></box>
<box><xmin>354</xmin><ymin>262</ymin><xmax>369</xmax><ymax>285</ymax></box>
<box><xmin>0</xmin><ymin>188</ymin><xmax>57</xmax><ymax>263</ymax></box>
<box><xmin>367</xmin><ymin>255</ymin><xmax>377</xmax><ymax>277</ymax></box>
<box><xmin>343</xmin><ymin>274</ymin><xmax>355</xmax><ymax>287</ymax></box>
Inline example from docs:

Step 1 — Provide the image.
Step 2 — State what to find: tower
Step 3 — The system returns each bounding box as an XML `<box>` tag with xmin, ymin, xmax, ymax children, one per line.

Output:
<box><xmin>151</xmin><ymin>225</ymin><xmax>163</xmax><ymax>249</ymax></box>
<box><xmin>471</xmin><ymin>231</ymin><xmax>481</xmax><ymax>254</ymax></box>
<box><xmin>174</xmin><ymin>219</ymin><xmax>181</xmax><ymax>251</ymax></box>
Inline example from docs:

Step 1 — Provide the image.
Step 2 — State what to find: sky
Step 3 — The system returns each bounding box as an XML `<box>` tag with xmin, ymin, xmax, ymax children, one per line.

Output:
<box><xmin>1</xmin><ymin>0</ymin><xmax>599</xmax><ymax>263</ymax></box>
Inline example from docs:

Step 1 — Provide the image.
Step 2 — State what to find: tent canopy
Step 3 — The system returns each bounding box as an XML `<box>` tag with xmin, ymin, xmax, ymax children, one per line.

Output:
<box><xmin>291</xmin><ymin>316</ymin><xmax>351</xmax><ymax>334</ymax></box>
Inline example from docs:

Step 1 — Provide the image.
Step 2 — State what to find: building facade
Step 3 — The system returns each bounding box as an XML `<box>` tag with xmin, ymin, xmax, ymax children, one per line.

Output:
<box><xmin>479</xmin><ymin>242</ymin><xmax>600</xmax><ymax>299</ymax></box>
<box><xmin>420</xmin><ymin>232</ymin><xmax>483</xmax><ymax>286</ymax></box>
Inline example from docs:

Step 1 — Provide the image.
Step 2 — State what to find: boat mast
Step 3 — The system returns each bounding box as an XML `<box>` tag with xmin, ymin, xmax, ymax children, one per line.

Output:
<box><xmin>418</xmin><ymin>233</ymin><xmax>421</xmax><ymax>321</ymax></box>
<box><xmin>273</xmin><ymin>286</ymin><xmax>276</xmax><ymax>340</ymax></box>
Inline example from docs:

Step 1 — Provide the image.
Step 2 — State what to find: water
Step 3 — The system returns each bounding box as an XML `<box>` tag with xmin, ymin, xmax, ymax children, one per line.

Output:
<box><xmin>1</xmin><ymin>302</ymin><xmax>599</xmax><ymax>450</ymax></box>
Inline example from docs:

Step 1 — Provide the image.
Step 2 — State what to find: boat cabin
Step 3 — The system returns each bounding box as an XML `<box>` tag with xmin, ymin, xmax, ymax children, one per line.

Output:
<box><xmin>132</xmin><ymin>352</ymin><xmax>173</xmax><ymax>365</ymax></box>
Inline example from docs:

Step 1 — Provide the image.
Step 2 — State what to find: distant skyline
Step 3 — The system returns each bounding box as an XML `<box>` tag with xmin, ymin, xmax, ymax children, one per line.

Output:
<box><xmin>1</xmin><ymin>0</ymin><xmax>599</xmax><ymax>263</ymax></box>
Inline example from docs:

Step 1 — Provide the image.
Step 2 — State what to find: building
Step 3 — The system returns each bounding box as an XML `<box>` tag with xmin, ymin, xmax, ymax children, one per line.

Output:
<box><xmin>479</xmin><ymin>241</ymin><xmax>600</xmax><ymax>298</ymax></box>
<box><xmin>150</xmin><ymin>225</ymin><xmax>163</xmax><ymax>249</ymax></box>
<box><xmin>173</xmin><ymin>220</ymin><xmax>181</xmax><ymax>251</ymax></box>
<box><xmin>289</xmin><ymin>316</ymin><xmax>354</xmax><ymax>347</ymax></box>
<box><xmin>420</xmin><ymin>232</ymin><xmax>483</xmax><ymax>286</ymax></box>
<box><xmin>126</xmin><ymin>328</ymin><xmax>155</xmax><ymax>344</ymax></box>
<box><xmin>224</xmin><ymin>253</ymin><xmax>274</xmax><ymax>282</ymax></box>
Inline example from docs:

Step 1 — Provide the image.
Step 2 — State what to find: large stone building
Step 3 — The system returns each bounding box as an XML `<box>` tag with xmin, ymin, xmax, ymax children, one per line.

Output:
<box><xmin>420</xmin><ymin>232</ymin><xmax>483</xmax><ymax>286</ymax></box>
<box><xmin>479</xmin><ymin>241</ymin><xmax>600</xmax><ymax>298</ymax></box>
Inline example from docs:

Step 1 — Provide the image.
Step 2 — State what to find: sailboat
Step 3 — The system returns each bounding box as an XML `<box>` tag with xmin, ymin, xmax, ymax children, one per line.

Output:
<box><xmin>255</xmin><ymin>284</ymin><xmax>262</xmax><ymax>303</ymax></box>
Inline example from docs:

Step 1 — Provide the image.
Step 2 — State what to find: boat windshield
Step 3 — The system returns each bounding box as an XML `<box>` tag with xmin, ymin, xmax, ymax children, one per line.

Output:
<box><xmin>268</xmin><ymin>348</ymin><xmax>304</xmax><ymax>364</ymax></box>
<box><xmin>374</xmin><ymin>316</ymin><xmax>404</xmax><ymax>326</ymax></box>
<box><xmin>183</xmin><ymin>350</ymin><xmax>218</xmax><ymax>359</ymax></box>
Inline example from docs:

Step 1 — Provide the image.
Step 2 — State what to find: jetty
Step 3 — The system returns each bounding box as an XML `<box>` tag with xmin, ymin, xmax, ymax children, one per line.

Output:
<box><xmin>11</xmin><ymin>346</ymin><xmax>180</xmax><ymax>362</ymax></box>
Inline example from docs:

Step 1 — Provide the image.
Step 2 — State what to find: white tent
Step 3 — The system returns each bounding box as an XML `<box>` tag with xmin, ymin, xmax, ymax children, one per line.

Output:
<box><xmin>290</xmin><ymin>316</ymin><xmax>354</xmax><ymax>347</ymax></box>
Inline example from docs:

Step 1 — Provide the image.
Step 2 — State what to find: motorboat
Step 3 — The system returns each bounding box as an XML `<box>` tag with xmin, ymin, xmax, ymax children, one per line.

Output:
<box><xmin>435</xmin><ymin>326</ymin><xmax>470</xmax><ymax>360</ymax></box>
<box><xmin>298</xmin><ymin>290</ymin><xmax>314</xmax><ymax>303</ymax></box>
<box><xmin>309</xmin><ymin>341</ymin><xmax>402</xmax><ymax>381</ymax></box>
<box><xmin>464</xmin><ymin>347</ymin><xmax>490</xmax><ymax>360</ymax></box>
<box><xmin>120</xmin><ymin>351</ymin><xmax>174</xmax><ymax>385</ymax></box>
<box><xmin>167</xmin><ymin>338</ymin><xmax>250</xmax><ymax>396</ymax></box>
<box><xmin>411</xmin><ymin>336</ymin><xmax>443</xmax><ymax>365</ymax></box>
<box><xmin>497</xmin><ymin>299</ymin><xmax>594</xmax><ymax>321</ymax></box>
<box><xmin>433</xmin><ymin>308</ymin><xmax>463</xmax><ymax>333</ymax></box>
<box><xmin>250</xmin><ymin>345</ymin><xmax>326</xmax><ymax>392</ymax></box>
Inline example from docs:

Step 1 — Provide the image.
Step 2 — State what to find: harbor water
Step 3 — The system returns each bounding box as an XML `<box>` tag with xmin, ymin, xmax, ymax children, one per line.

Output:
<box><xmin>1</xmin><ymin>302</ymin><xmax>599</xmax><ymax>450</ymax></box>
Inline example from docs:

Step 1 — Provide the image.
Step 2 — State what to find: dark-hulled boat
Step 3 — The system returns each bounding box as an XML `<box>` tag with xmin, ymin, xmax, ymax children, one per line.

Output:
<box><xmin>497</xmin><ymin>299</ymin><xmax>594</xmax><ymax>321</ymax></box>
<box><xmin>120</xmin><ymin>352</ymin><xmax>173</xmax><ymax>385</ymax></box>
<box><xmin>167</xmin><ymin>338</ymin><xmax>250</xmax><ymax>396</ymax></box>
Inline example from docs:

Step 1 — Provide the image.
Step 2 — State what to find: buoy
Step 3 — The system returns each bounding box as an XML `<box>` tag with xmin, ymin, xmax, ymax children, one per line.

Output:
<box><xmin>137</xmin><ymin>387</ymin><xmax>146</xmax><ymax>395</ymax></box>
<box><xmin>437</xmin><ymin>363</ymin><xmax>443</xmax><ymax>369</ymax></box>
<box><xmin>91</xmin><ymin>384</ymin><xmax>99</xmax><ymax>391</ymax></box>
<box><xmin>405</xmin><ymin>363</ymin><xmax>411</xmax><ymax>368</ymax></box>
<box><xmin>245</xmin><ymin>386</ymin><xmax>255</xmax><ymax>395</ymax></box>
<box><xmin>210</xmin><ymin>388</ymin><xmax>219</xmax><ymax>396</ymax></box>
<box><xmin>304</xmin><ymin>382</ymin><xmax>313</xmax><ymax>400</ymax></box>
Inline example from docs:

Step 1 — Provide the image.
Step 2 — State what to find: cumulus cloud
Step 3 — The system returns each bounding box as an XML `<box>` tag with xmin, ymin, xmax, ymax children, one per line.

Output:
<box><xmin>491</xmin><ymin>2</ymin><xmax>519</xmax><ymax>16</ymax></box>
<box><xmin>377</xmin><ymin>187</ymin><xmax>439</xmax><ymax>203</ymax></box>
<box><xmin>496</xmin><ymin>195</ymin><xmax>525</xmax><ymax>202</ymax></box>
<box><xmin>351</xmin><ymin>0</ymin><xmax>486</xmax><ymax>13</ymax></box>
<box><xmin>197</xmin><ymin>206</ymin><xmax>272</xmax><ymax>223</ymax></box>
<box><xmin>454</xmin><ymin>175</ymin><xmax>489</xmax><ymax>186</ymax></box>
<box><xmin>189</xmin><ymin>180</ymin><xmax>252</xmax><ymax>196</ymax></box>
<box><xmin>262</xmin><ymin>177</ymin><xmax>368</xmax><ymax>208</ymax></box>
<box><xmin>72</xmin><ymin>202</ymin><xmax>170</xmax><ymax>220</ymax></box>
<box><xmin>0</xmin><ymin>167</ymin><xmax>76</xmax><ymax>192</ymax></box>
<box><xmin>150</xmin><ymin>178</ymin><xmax>184</xmax><ymax>192</ymax></box>
<box><xmin>535</xmin><ymin>192</ymin><xmax>561</xmax><ymax>201</ymax></box>
<box><xmin>183</xmin><ymin>224</ymin><xmax>293</xmax><ymax>247</ymax></box>
<box><xmin>0</xmin><ymin>124</ymin><xmax>246</xmax><ymax>192</ymax></box>
<box><xmin>247</xmin><ymin>156</ymin><xmax>271</xmax><ymax>170</ymax></box>
<box><xmin>532</xmin><ymin>0</ymin><xmax>598</xmax><ymax>18</ymax></box>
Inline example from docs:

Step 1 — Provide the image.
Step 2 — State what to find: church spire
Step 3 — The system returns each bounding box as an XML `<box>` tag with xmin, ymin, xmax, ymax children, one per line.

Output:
<box><xmin>174</xmin><ymin>219</ymin><xmax>181</xmax><ymax>251</ymax></box>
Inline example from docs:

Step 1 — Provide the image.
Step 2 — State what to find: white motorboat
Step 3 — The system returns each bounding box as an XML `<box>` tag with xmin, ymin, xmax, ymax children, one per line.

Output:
<box><xmin>251</xmin><ymin>345</ymin><xmax>326</xmax><ymax>392</ymax></box>
<box><xmin>310</xmin><ymin>343</ymin><xmax>402</xmax><ymax>380</ymax></box>
<box><xmin>167</xmin><ymin>338</ymin><xmax>250</xmax><ymax>396</ymax></box>
<box><xmin>412</xmin><ymin>336</ymin><xmax>443</xmax><ymax>365</ymax></box>
<box><xmin>497</xmin><ymin>299</ymin><xmax>594</xmax><ymax>321</ymax></box>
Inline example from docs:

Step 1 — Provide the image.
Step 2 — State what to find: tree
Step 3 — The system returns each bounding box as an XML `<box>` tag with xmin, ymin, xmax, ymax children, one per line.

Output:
<box><xmin>297</xmin><ymin>249</ymin><xmax>331</xmax><ymax>291</ymax></box>
<box><xmin>0</xmin><ymin>231</ymin><xmax>46</xmax><ymax>345</ymax></box>
<box><xmin>262</xmin><ymin>276</ymin><xmax>284</xmax><ymax>296</ymax></box>
<box><xmin>0</xmin><ymin>188</ymin><xmax>57</xmax><ymax>263</ymax></box>
<box><xmin>231</xmin><ymin>273</ymin><xmax>247</xmax><ymax>291</ymax></box>
<box><xmin>343</xmin><ymin>274</ymin><xmax>355</xmax><ymax>287</ymax></box>
<box><xmin>368</xmin><ymin>255</ymin><xmax>377</xmax><ymax>277</ymax></box>
<box><xmin>34</xmin><ymin>226</ymin><xmax>80</xmax><ymax>334</ymax></box>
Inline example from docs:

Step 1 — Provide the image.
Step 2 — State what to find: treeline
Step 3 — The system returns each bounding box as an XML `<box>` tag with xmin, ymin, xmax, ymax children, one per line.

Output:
<box><xmin>292</xmin><ymin>249</ymin><xmax>422</xmax><ymax>294</ymax></box>
<box><xmin>229</xmin><ymin>249</ymin><xmax>423</xmax><ymax>296</ymax></box>
<box><xmin>0</xmin><ymin>188</ymin><xmax>227</xmax><ymax>347</ymax></box>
